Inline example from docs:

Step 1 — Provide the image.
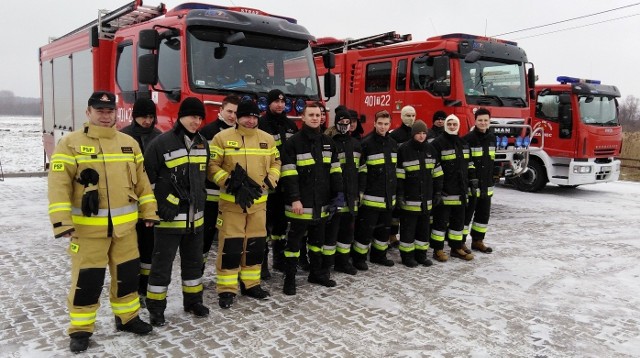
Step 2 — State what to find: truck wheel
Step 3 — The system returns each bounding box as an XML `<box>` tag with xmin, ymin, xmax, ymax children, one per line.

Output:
<box><xmin>515</xmin><ymin>159</ymin><xmax>547</xmax><ymax>192</ymax></box>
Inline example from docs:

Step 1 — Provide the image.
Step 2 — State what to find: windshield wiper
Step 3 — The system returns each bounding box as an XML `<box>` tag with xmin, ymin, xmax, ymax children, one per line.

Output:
<box><xmin>503</xmin><ymin>97</ymin><xmax>527</xmax><ymax>107</ymax></box>
<box><xmin>477</xmin><ymin>95</ymin><xmax>504</xmax><ymax>106</ymax></box>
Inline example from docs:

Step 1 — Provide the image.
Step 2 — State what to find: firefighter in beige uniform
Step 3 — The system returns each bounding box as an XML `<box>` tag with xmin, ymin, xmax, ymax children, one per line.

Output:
<box><xmin>47</xmin><ymin>91</ymin><xmax>157</xmax><ymax>353</ymax></box>
<box><xmin>208</xmin><ymin>100</ymin><xmax>281</xmax><ymax>308</ymax></box>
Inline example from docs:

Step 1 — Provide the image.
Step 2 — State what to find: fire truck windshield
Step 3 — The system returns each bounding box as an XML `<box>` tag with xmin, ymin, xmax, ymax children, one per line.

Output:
<box><xmin>578</xmin><ymin>95</ymin><xmax>618</xmax><ymax>126</ymax></box>
<box><xmin>188</xmin><ymin>29</ymin><xmax>319</xmax><ymax>99</ymax></box>
<box><xmin>460</xmin><ymin>59</ymin><xmax>527</xmax><ymax>107</ymax></box>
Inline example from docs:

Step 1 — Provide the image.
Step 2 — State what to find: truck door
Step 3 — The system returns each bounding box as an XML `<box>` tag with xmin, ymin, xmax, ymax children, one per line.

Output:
<box><xmin>360</xmin><ymin>59</ymin><xmax>393</xmax><ymax>128</ymax></box>
<box><xmin>532</xmin><ymin>92</ymin><xmax>575</xmax><ymax>158</ymax></box>
<box><xmin>115</xmin><ymin>39</ymin><xmax>136</xmax><ymax>128</ymax></box>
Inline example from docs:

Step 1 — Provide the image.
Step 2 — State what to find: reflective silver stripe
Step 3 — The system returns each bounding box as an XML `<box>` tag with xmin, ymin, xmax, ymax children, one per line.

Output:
<box><xmin>425</xmin><ymin>158</ymin><xmax>435</xmax><ymax>164</ymax></box>
<box><xmin>337</xmin><ymin>242</ymin><xmax>351</xmax><ymax>250</ymax></box>
<box><xmin>390</xmin><ymin>153</ymin><xmax>397</xmax><ymax>158</ymax></box>
<box><xmin>163</xmin><ymin>148</ymin><xmax>188</xmax><ymax>161</ymax></box>
<box><xmin>147</xmin><ymin>285</ymin><xmax>167</xmax><ymax>294</ymax></box>
<box><xmin>396</xmin><ymin>168</ymin><xmax>405</xmax><ymax>174</ymax></box>
<box><xmin>353</xmin><ymin>152</ymin><xmax>361</xmax><ymax>159</ymax></box>
<box><xmin>151</xmin><ymin>183</ymin><xmax>156</xmax><ymax>190</ymax></box>
<box><xmin>471</xmin><ymin>146</ymin><xmax>483</xmax><ymax>152</ymax></box>
<box><xmin>206</xmin><ymin>188</ymin><xmax>220</xmax><ymax>196</ymax></box>
<box><xmin>463</xmin><ymin>149</ymin><xmax>470</xmax><ymax>154</ymax></box>
<box><xmin>71</xmin><ymin>203</ymin><xmax>138</xmax><ymax>217</ymax></box>
<box><xmin>296</xmin><ymin>153</ymin><xmax>313</xmax><ymax>160</ymax></box>
<box><xmin>488</xmin><ymin>146</ymin><xmax>496</xmax><ymax>151</ymax></box>
<box><xmin>331</xmin><ymin>162</ymin><xmax>341</xmax><ymax>169</ymax></box>
<box><xmin>431</xmin><ymin>229</ymin><xmax>446</xmax><ymax>237</ymax></box>
<box><xmin>285</xmin><ymin>133</ymin><xmax>294</xmax><ymax>139</ymax></box>
<box><xmin>194</xmin><ymin>211</ymin><xmax>204</xmax><ymax>220</ymax></box>
<box><xmin>449</xmin><ymin>229</ymin><xmax>463</xmax><ymax>236</ymax></box>
<box><xmin>362</xmin><ymin>195</ymin><xmax>385</xmax><ymax>203</ymax></box>
<box><xmin>441</xmin><ymin>149</ymin><xmax>455</xmax><ymax>156</ymax></box>
<box><xmin>404</xmin><ymin>200</ymin><xmax>422</xmax><ymax>206</ymax></box>
<box><xmin>183</xmin><ymin>278</ymin><xmax>202</xmax><ymax>287</ymax></box>
<box><xmin>373</xmin><ymin>239</ymin><xmax>388</xmax><ymax>246</ymax></box>
<box><xmin>415</xmin><ymin>240</ymin><xmax>428</xmax><ymax>247</ymax></box>
<box><xmin>472</xmin><ymin>222</ymin><xmax>488</xmax><ymax>229</ymax></box>
<box><xmin>322</xmin><ymin>151</ymin><xmax>332</xmax><ymax>157</ymax></box>
<box><xmin>403</xmin><ymin>160</ymin><xmax>419</xmax><ymax>167</ymax></box>
<box><xmin>443</xmin><ymin>195</ymin><xmax>459</xmax><ymax>201</ymax></box>
<box><xmin>281</xmin><ymin>164</ymin><xmax>297</xmax><ymax>171</ymax></box>
<box><xmin>323</xmin><ymin>245</ymin><xmax>336</xmax><ymax>251</ymax></box>
<box><xmin>190</xmin><ymin>148</ymin><xmax>208</xmax><ymax>156</ymax></box>
<box><xmin>285</xmin><ymin>206</ymin><xmax>313</xmax><ymax>214</ymax></box>
<box><xmin>353</xmin><ymin>241</ymin><xmax>369</xmax><ymax>250</ymax></box>
<box><xmin>399</xmin><ymin>242</ymin><xmax>413</xmax><ymax>249</ymax></box>
<box><xmin>272</xmin><ymin>133</ymin><xmax>281</xmax><ymax>141</ymax></box>
<box><xmin>338</xmin><ymin>152</ymin><xmax>346</xmax><ymax>160</ymax></box>
<box><xmin>140</xmin><ymin>263</ymin><xmax>152</xmax><ymax>270</ymax></box>
<box><xmin>487</xmin><ymin>186</ymin><xmax>495</xmax><ymax>192</ymax></box>
<box><xmin>368</xmin><ymin>153</ymin><xmax>384</xmax><ymax>160</ymax></box>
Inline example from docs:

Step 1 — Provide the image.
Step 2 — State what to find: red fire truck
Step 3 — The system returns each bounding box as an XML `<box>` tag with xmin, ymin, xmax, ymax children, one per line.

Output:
<box><xmin>39</xmin><ymin>0</ymin><xmax>334</xmax><ymax>163</ymax></box>
<box><xmin>513</xmin><ymin>76</ymin><xmax>622</xmax><ymax>191</ymax></box>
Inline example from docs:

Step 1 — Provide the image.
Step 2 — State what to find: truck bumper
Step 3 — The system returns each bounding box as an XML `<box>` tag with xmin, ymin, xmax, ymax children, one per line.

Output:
<box><xmin>550</xmin><ymin>159</ymin><xmax>621</xmax><ymax>186</ymax></box>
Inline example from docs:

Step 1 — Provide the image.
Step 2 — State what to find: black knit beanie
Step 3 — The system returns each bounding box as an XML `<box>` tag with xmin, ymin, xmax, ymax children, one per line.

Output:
<box><xmin>178</xmin><ymin>97</ymin><xmax>205</xmax><ymax>119</ymax></box>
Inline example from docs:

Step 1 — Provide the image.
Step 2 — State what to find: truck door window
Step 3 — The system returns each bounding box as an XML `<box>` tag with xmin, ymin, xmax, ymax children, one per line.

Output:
<box><xmin>158</xmin><ymin>38</ymin><xmax>181</xmax><ymax>90</ymax></box>
<box><xmin>410</xmin><ymin>58</ymin><xmax>434</xmax><ymax>90</ymax></box>
<box><xmin>116</xmin><ymin>44</ymin><xmax>134</xmax><ymax>97</ymax></box>
<box><xmin>578</xmin><ymin>96</ymin><xmax>617</xmax><ymax>125</ymax></box>
<box><xmin>536</xmin><ymin>94</ymin><xmax>560</xmax><ymax>122</ymax></box>
<box><xmin>395</xmin><ymin>59</ymin><xmax>407</xmax><ymax>91</ymax></box>
<box><xmin>365</xmin><ymin>61</ymin><xmax>391</xmax><ymax>93</ymax></box>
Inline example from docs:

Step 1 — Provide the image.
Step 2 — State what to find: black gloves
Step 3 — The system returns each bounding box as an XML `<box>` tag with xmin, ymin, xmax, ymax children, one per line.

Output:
<box><xmin>327</xmin><ymin>192</ymin><xmax>345</xmax><ymax>220</ymax></box>
<box><xmin>432</xmin><ymin>192</ymin><xmax>443</xmax><ymax>208</ymax></box>
<box><xmin>158</xmin><ymin>193</ymin><xmax>180</xmax><ymax>221</ymax></box>
<box><xmin>470</xmin><ymin>179</ymin><xmax>479</xmax><ymax>191</ymax></box>
<box><xmin>77</xmin><ymin>168</ymin><xmax>99</xmax><ymax>217</ymax></box>
<box><xmin>227</xmin><ymin>163</ymin><xmax>263</xmax><ymax>211</ymax></box>
<box><xmin>226</xmin><ymin>163</ymin><xmax>248</xmax><ymax>195</ymax></box>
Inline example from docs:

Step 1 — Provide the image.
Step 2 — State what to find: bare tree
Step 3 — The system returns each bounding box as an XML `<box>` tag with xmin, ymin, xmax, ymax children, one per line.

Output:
<box><xmin>619</xmin><ymin>95</ymin><xmax>640</xmax><ymax>132</ymax></box>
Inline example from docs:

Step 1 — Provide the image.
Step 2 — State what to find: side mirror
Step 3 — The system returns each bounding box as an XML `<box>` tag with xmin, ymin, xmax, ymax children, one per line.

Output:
<box><xmin>138</xmin><ymin>54</ymin><xmax>158</xmax><ymax>85</ymax></box>
<box><xmin>324</xmin><ymin>73</ymin><xmax>336</xmax><ymax>99</ymax></box>
<box><xmin>559</xmin><ymin>93</ymin><xmax>571</xmax><ymax>105</ymax></box>
<box><xmin>433</xmin><ymin>56</ymin><xmax>448</xmax><ymax>80</ymax></box>
<box><xmin>464</xmin><ymin>50</ymin><xmax>481</xmax><ymax>63</ymax></box>
<box><xmin>139</xmin><ymin>30</ymin><xmax>159</xmax><ymax>50</ymax></box>
<box><xmin>323</xmin><ymin>51</ymin><xmax>335</xmax><ymax>69</ymax></box>
<box><xmin>527</xmin><ymin>67</ymin><xmax>536</xmax><ymax>88</ymax></box>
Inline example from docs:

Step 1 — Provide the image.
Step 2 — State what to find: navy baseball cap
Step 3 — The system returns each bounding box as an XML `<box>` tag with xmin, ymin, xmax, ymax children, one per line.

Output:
<box><xmin>88</xmin><ymin>91</ymin><xmax>116</xmax><ymax>109</ymax></box>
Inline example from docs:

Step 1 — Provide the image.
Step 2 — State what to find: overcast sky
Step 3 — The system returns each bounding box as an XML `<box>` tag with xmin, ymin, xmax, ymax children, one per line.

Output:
<box><xmin>3</xmin><ymin>0</ymin><xmax>639</xmax><ymax>98</ymax></box>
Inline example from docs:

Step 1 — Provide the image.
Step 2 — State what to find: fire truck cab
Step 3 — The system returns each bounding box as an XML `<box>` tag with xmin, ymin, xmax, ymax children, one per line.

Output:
<box><xmin>514</xmin><ymin>76</ymin><xmax>622</xmax><ymax>191</ymax></box>
<box><xmin>40</xmin><ymin>0</ymin><xmax>334</xmax><ymax>163</ymax></box>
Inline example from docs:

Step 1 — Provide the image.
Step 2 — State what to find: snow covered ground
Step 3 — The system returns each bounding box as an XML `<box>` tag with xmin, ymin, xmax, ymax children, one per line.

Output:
<box><xmin>1</xmin><ymin>117</ymin><xmax>640</xmax><ymax>356</ymax></box>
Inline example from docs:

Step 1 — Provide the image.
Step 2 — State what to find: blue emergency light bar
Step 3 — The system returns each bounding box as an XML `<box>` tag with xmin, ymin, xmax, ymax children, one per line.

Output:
<box><xmin>557</xmin><ymin>76</ymin><xmax>601</xmax><ymax>85</ymax></box>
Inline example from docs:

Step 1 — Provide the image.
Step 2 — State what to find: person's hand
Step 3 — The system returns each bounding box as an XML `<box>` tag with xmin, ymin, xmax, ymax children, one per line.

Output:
<box><xmin>291</xmin><ymin>200</ymin><xmax>303</xmax><ymax>215</ymax></box>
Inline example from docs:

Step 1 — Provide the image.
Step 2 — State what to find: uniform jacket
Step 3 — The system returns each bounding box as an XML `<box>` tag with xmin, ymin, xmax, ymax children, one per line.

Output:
<box><xmin>396</xmin><ymin>139</ymin><xmax>444</xmax><ymax>214</ymax></box>
<box><xmin>258</xmin><ymin>111</ymin><xmax>297</xmax><ymax>194</ymax></box>
<box><xmin>144</xmin><ymin>122</ymin><xmax>210</xmax><ymax>233</ymax></box>
<box><xmin>389</xmin><ymin>124</ymin><xmax>412</xmax><ymax>144</ymax></box>
<box><xmin>281</xmin><ymin>125</ymin><xmax>343</xmax><ymax>220</ymax></box>
<box><xmin>120</xmin><ymin>119</ymin><xmax>162</xmax><ymax>153</ymax></box>
<box><xmin>328</xmin><ymin>129</ymin><xmax>361</xmax><ymax>214</ymax></box>
<box><xmin>48</xmin><ymin>123</ymin><xmax>158</xmax><ymax>239</ymax></box>
<box><xmin>463</xmin><ymin>128</ymin><xmax>497</xmax><ymax>197</ymax></box>
<box><xmin>427</xmin><ymin>125</ymin><xmax>445</xmax><ymax>142</ymax></box>
<box><xmin>430</xmin><ymin>132</ymin><xmax>476</xmax><ymax>204</ymax></box>
<box><xmin>358</xmin><ymin>132</ymin><xmax>398</xmax><ymax>211</ymax></box>
<box><xmin>208</xmin><ymin>124</ymin><xmax>281</xmax><ymax>214</ymax></box>
<box><xmin>200</xmin><ymin>117</ymin><xmax>233</xmax><ymax>204</ymax></box>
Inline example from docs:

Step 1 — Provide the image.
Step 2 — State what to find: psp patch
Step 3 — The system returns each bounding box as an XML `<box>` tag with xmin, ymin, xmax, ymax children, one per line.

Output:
<box><xmin>121</xmin><ymin>147</ymin><xmax>133</xmax><ymax>154</ymax></box>
<box><xmin>70</xmin><ymin>242</ymin><xmax>79</xmax><ymax>253</ymax></box>
<box><xmin>226</xmin><ymin>140</ymin><xmax>239</xmax><ymax>147</ymax></box>
<box><xmin>51</xmin><ymin>162</ymin><xmax>65</xmax><ymax>171</ymax></box>
<box><xmin>80</xmin><ymin>146</ymin><xmax>96</xmax><ymax>154</ymax></box>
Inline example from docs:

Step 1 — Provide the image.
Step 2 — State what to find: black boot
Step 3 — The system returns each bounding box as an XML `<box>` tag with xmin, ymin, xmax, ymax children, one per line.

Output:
<box><xmin>308</xmin><ymin>252</ymin><xmax>336</xmax><ymax>287</ymax></box>
<box><xmin>271</xmin><ymin>240</ymin><xmax>286</xmax><ymax>272</ymax></box>
<box><xmin>370</xmin><ymin>248</ymin><xmax>395</xmax><ymax>266</ymax></box>
<box><xmin>334</xmin><ymin>253</ymin><xmax>357</xmax><ymax>275</ymax></box>
<box><xmin>261</xmin><ymin>244</ymin><xmax>272</xmax><ymax>280</ymax></box>
<box><xmin>218</xmin><ymin>292</ymin><xmax>235</xmax><ymax>309</ymax></box>
<box><xmin>351</xmin><ymin>251</ymin><xmax>369</xmax><ymax>271</ymax></box>
<box><xmin>240</xmin><ymin>281</ymin><xmax>270</xmax><ymax>300</ymax></box>
<box><xmin>283</xmin><ymin>257</ymin><xmax>297</xmax><ymax>296</ymax></box>
<box><xmin>400</xmin><ymin>251</ymin><xmax>419</xmax><ymax>268</ymax></box>
<box><xmin>184</xmin><ymin>302</ymin><xmax>210</xmax><ymax>317</ymax></box>
<box><xmin>69</xmin><ymin>332</ymin><xmax>91</xmax><ymax>353</ymax></box>
<box><xmin>146</xmin><ymin>298</ymin><xmax>166</xmax><ymax>327</ymax></box>
<box><xmin>115</xmin><ymin>316</ymin><xmax>153</xmax><ymax>335</ymax></box>
<box><xmin>298</xmin><ymin>248</ymin><xmax>310</xmax><ymax>272</ymax></box>
<box><xmin>415</xmin><ymin>249</ymin><xmax>433</xmax><ymax>267</ymax></box>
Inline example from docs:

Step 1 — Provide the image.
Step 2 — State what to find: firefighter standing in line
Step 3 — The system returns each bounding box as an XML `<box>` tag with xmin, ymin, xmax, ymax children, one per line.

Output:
<box><xmin>280</xmin><ymin>103</ymin><xmax>343</xmax><ymax>295</ymax></box>
<box><xmin>258</xmin><ymin>89</ymin><xmax>298</xmax><ymax>278</ymax></box>
<box><xmin>430</xmin><ymin>114</ymin><xmax>476</xmax><ymax>262</ymax></box>
<box><xmin>208</xmin><ymin>100</ymin><xmax>281</xmax><ymax>308</ymax></box>
<box><xmin>396</xmin><ymin>120</ymin><xmax>444</xmax><ymax>267</ymax></box>
<box><xmin>388</xmin><ymin>105</ymin><xmax>417</xmax><ymax>247</ymax></box>
<box><xmin>143</xmin><ymin>97</ymin><xmax>211</xmax><ymax>326</ymax></box>
<box><xmin>324</xmin><ymin>110</ymin><xmax>361</xmax><ymax>275</ymax></box>
<box><xmin>427</xmin><ymin>110</ymin><xmax>447</xmax><ymax>142</ymax></box>
<box><xmin>352</xmin><ymin>110</ymin><xmax>398</xmax><ymax>270</ymax></box>
<box><xmin>199</xmin><ymin>95</ymin><xmax>240</xmax><ymax>275</ymax></box>
<box><xmin>120</xmin><ymin>98</ymin><xmax>162</xmax><ymax>308</ymax></box>
<box><xmin>463</xmin><ymin>107</ymin><xmax>495</xmax><ymax>254</ymax></box>
<box><xmin>48</xmin><ymin>91</ymin><xmax>156</xmax><ymax>353</ymax></box>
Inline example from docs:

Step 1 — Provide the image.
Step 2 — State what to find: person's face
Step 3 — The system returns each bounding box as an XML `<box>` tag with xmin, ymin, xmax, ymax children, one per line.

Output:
<box><xmin>446</xmin><ymin>120</ymin><xmax>459</xmax><ymax>133</ymax></box>
<box><xmin>220</xmin><ymin>103</ymin><xmax>237</xmax><ymax>124</ymax></box>
<box><xmin>320</xmin><ymin>110</ymin><xmax>326</xmax><ymax>125</ymax></box>
<box><xmin>349</xmin><ymin>120</ymin><xmax>357</xmax><ymax>132</ymax></box>
<box><xmin>179</xmin><ymin>115</ymin><xmax>203</xmax><ymax>133</ymax></box>
<box><xmin>475</xmin><ymin>114</ymin><xmax>490</xmax><ymax>132</ymax></box>
<box><xmin>237</xmin><ymin>115</ymin><xmax>258</xmax><ymax>129</ymax></box>
<box><xmin>269</xmin><ymin>99</ymin><xmax>285</xmax><ymax>114</ymax></box>
<box><xmin>414</xmin><ymin>132</ymin><xmax>427</xmax><ymax>143</ymax></box>
<box><xmin>434</xmin><ymin>117</ymin><xmax>445</xmax><ymax>128</ymax></box>
<box><xmin>134</xmin><ymin>115</ymin><xmax>154</xmax><ymax>129</ymax></box>
<box><xmin>374</xmin><ymin>116</ymin><xmax>391</xmax><ymax>136</ymax></box>
<box><xmin>87</xmin><ymin>107</ymin><xmax>116</xmax><ymax>127</ymax></box>
<box><xmin>301</xmin><ymin>107</ymin><xmax>322</xmax><ymax>128</ymax></box>
<box><xmin>336</xmin><ymin>118</ymin><xmax>351</xmax><ymax>134</ymax></box>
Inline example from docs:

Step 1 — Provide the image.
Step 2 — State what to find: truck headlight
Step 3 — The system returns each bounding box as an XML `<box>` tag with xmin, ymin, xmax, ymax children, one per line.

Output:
<box><xmin>573</xmin><ymin>165</ymin><xmax>592</xmax><ymax>174</ymax></box>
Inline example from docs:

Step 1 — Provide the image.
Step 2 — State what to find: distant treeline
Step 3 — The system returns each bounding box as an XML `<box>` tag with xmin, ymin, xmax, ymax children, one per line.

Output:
<box><xmin>0</xmin><ymin>91</ymin><xmax>41</xmax><ymax>116</ymax></box>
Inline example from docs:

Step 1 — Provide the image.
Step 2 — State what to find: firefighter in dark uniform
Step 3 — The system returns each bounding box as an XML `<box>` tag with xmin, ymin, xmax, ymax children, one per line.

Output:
<box><xmin>396</xmin><ymin>120</ymin><xmax>444</xmax><ymax>267</ymax></box>
<box><xmin>143</xmin><ymin>97</ymin><xmax>210</xmax><ymax>326</ymax></box>
<box><xmin>388</xmin><ymin>105</ymin><xmax>416</xmax><ymax>247</ymax></box>
<box><xmin>208</xmin><ymin>100</ymin><xmax>281</xmax><ymax>308</ymax></box>
<box><xmin>258</xmin><ymin>89</ymin><xmax>298</xmax><ymax>278</ymax></box>
<box><xmin>325</xmin><ymin>110</ymin><xmax>361</xmax><ymax>275</ymax></box>
<box><xmin>48</xmin><ymin>91</ymin><xmax>155</xmax><ymax>353</ymax></box>
<box><xmin>427</xmin><ymin>110</ymin><xmax>447</xmax><ymax>142</ymax></box>
<box><xmin>280</xmin><ymin>103</ymin><xmax>343</xmax><ymax>295</ymax></box>
<box><xmin>120</xmin><ymin>98</ymin><xmax>161</xmax><ymax>308</ymax></box>
<box><xmin>430</xmin><ymin>114</ymin><xmax>476</xmax><ymax>262</ymax></box>
<box><xmin>199</xmin><ymin>95</ymin><xmax>240</xmax><ymax>274</ymax></box>
<box><xmin>352</xmin><ymin>110</ymin><xmax>398</xmax><ymax>270</ymax></box>
<box><xmin>463</xmin><ymin>107</ymin><xmax>495</xmax><ymax>253</ymax></box>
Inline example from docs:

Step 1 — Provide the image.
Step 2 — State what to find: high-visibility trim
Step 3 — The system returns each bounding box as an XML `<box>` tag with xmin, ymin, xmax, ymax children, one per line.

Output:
<box><xmin>463</xmin><ymin>226</ymin><xmax>470</xmax><ymax>235</ymax></box>
<box><xmin>166</xmin><ymin>194</ymin><xmax>180</xmax><ymax>205</ymax></box>
<box><xmin>338</xmin><ymin>205</ymin><xmax>357</xmax><ymax>213</ymax></box>
<box><xmin>443</xmin><ymin>195</ymin><xmax>462</xmax><ymax>206</ymax></box>
<box><xmin>415</xmin><ymin>240</ymin><xmax>430</xmax><ymax>250</ymax></box>
<box><xmin>336</xmin><ymin>242</ymin><xmax>351</xmax><ymax>254</ymax></box>
<box><xmin>51</xmin><ymin>153</ymin><xmax>76</xmax><ymax>165</ymax></box>
<box><xmin>49</xmin><ymin>202</ymin><xmax>72</xmax><ymax>214</ymax></box>
<box><xmin>138</xmin><ymin>194</ymin><xmax>156</xmax><ymax>205</ymax></box>
<box><xmin>140</xmin><ymin>262</ymin><xmax>151</xmax><ymax>276</ymax></box>
<box><xmin>147</xmin><ymin>284</ymin><xmax>168</xmax><ymax>300</ymax></box>
<box><xmin>362</xmin><ymin>194</ymin><xmax>393</xmax><ymax>209</ymax></box>
<box><xmin>182</xmin><ymin>278</ymin><xmax>203</xmax><ymax>293</ymax></box>
<box><xmin>270</xmin><ymin>234</ymin><xmax>284</xmax><ymax>241</ymax></box>
<box><xmin>472</xmin><ymin>221</ymin><xmax>489</xmax><ymax>233</ymax></box>
<box><xmin>135</xmin><ymin>153</ymin><xmax>144</xmax><ymax>163</ymax></box>
<box><xmin>213</xmin><ymin>170</ymin><xmax>229</xmax><ymax>184</ymax></box>
<box><xmin>448</xmin><ymin>229</ymin><xmax>463</xmax><ymax>241</ymax></box>
<box><xmin>358</xmin><ymin>164</ymin><xmax>368</xmax><ymax>173</ymax></box>
<box><xmin>69</xmin><ymin>311</ymin><xmax>97</xmax><ymax>326</ymax></box>
<box><xmin>296</xmin><ymin>153</ymin><xmax>315</xmax><ymax>166</ymax></box>
<box><xmin>281</xmin><ymin>164</ymin><xmax>298</xmax><ymax>177</ymax></box>
<box><xmin>399</xmin><ymin>242</ymin><xmax>414</xmax><ymax>252</ymax></box>
<box><xmin>396</xmin><ymin>168</ymin><xmax>406</xmax><ymax>179</ymax></box>
<box><xmin>352</xmin><ymin>241</ymin><xmax>369</xmax><ymax>254</ymax></box>
<box><xmin>284</xmin><ymin>250</ymin><xmax>300</xmax><ymax>258</ymax></box>
<box><xmin>471</xmin><ymin>147</ymin><xmax>483</xmax><ymax>157</ymax></box>
<box><xmin>240</xmin><ymin>269</ymin><xmax>261</xmax><ymax>281</ymax></box>
<box><xmin>71</xmin><ymin>203</ymin><xmax>138</xmax><ymax>226</ymax></box>
<box><xmin>223</xmin><ymin>148</ymin><xmax>275</xmax><ymax>156</ymax></box>
<box><xmin>284</xmin><ymin>205</ymin><xmax>329</xmax><ymax>220</ymax></box>
<box><xmin>219</xmin><ymin>192</ymin><xmax>268</xmax><ymax>204</ymax></box>
<box><xmin>433</xmin><ymin>166</ymin><xmax>444</xmax><ymax>178</ymax></box>
<box><xmin>330</xmin><ymin>163</ymin><xmax>342</xmax><ymax>174</ymax></box>
<box><xmin>157</xmin><ymin>216</ymin><xmax>205</xmax><ymax>229</ymax></box>
<box><xmin>75</xmin><ymin>153</ymin><xmax>135</xmax><ymax>164</ymax></box>
<box><xmin>307</xmin><ymin>244</ymin><xmax>322</xmax><ymax>253</ymax></box>
<box><xmin>269</xmin><ymin>167</ymin><xmax>281</xmax><ymax>177</ymax></box>
<box><xmin>206</xmin><ymin>188</ymin><xmax>220</xmax><ymax>202</ymax></box>
<box><xmin>111</xmin><ymin>296</ymin><xmax>140</xmax><ymax>314</ymax></box>
<box><xmin>322</xmin><ymin>244</ymin><xmax>336</xmax><ymax>256</ymax></box>
<box><xmin>431</xmin><ymin>229</ymin><xmax>445</xmax><ymax>242</ymax></box>
<box><xmin>217</xmin><ymin>274</ymin><xmax>239</xmax><ymax>286</ymax></box>
<box><xmin>372</xmin><ymin>239</ymin><xmax>388</xmax><ymax>251</ymax></box>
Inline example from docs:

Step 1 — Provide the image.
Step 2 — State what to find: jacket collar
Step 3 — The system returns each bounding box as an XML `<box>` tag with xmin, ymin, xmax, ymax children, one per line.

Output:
<box><xmin>84</xmin><ymin>123</ymin><xmax>116</xmax><ymax>139</ymax></box>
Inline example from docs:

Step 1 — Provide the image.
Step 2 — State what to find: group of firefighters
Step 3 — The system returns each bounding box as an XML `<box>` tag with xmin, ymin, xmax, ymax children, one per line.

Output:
<box><xmin>47</xmin><ymin>89</ymin><xmax>496</xmax><ymax>352</ymax></box>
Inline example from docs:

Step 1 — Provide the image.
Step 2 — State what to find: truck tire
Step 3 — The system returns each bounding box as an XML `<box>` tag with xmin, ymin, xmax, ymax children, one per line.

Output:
<box><xmin>515</xmin><ymin>158</ymin><xmax>547</xmax><ymax>192</ymax></box>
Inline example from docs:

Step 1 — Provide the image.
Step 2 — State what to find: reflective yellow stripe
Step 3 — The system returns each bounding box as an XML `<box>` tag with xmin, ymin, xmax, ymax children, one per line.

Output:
<box><xmin>75</xmin><ymin>153</ymin><xmax>135</xmax><ymax>164</ymax></box>
<box><xmin>157</xmin><ymin>216</ymin><xmax>205</xmax><ymax>229</ymax></box>
<box><xmin>49</xmin><ymin>202</ymin><xmax>72</xmax><ymax>214</ymax></box>
<box><xmin>182</xmin><ymin>284</ymin><xmax>203</xmax><ymax>293</ymax></box>
<box><xmin>147</xmin><ymin>291</ymin><xmax>167</xmax><ymax>300</ymax></box>
<box><xmin>217</xmin><ymin>274</ymin><xmax>239</xmax><ymax>286</ymax></box>
<box><xmin>138</xmin><ymin>194</ymin><xmax>156</xmax><ymax>205</ymax></box>
<box><xmin>219</xmin><ymin>193</ymin><xmax>268</xmax><ymax>204</ymax></box>
<box><xmin>111</xmin><ymin>296</ymin><xmax>140</xmax><ymax>314</ymax></box>
<box><xmin>284</xmin><ymin>250</ymin><xmax>300</xmax><ymax>258</ymax></box>
<box><xmin>72</xmin><ymin>211</ymin><xmax>138</xmax><ymax>226</ymax></box>
<box><xmin>69</xmin><ymin>311</ymin><xmax>97</xmax><ymax>326</ymax></box>
<box><xmin>239</xmin><ymin>269</ymin><xmax>261</xmax><ymax>281</ymax></box>
<box><xmin>213</xmin><ymin>170</ymin><xmax>229</xmax><ymax>183</ymax></box>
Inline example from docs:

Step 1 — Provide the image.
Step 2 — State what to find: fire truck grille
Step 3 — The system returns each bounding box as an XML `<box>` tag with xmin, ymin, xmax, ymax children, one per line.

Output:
<box><xmin>594</xmin><ymin>148</ymin><xmax>616</xmax><ymax>156</ymax></box>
